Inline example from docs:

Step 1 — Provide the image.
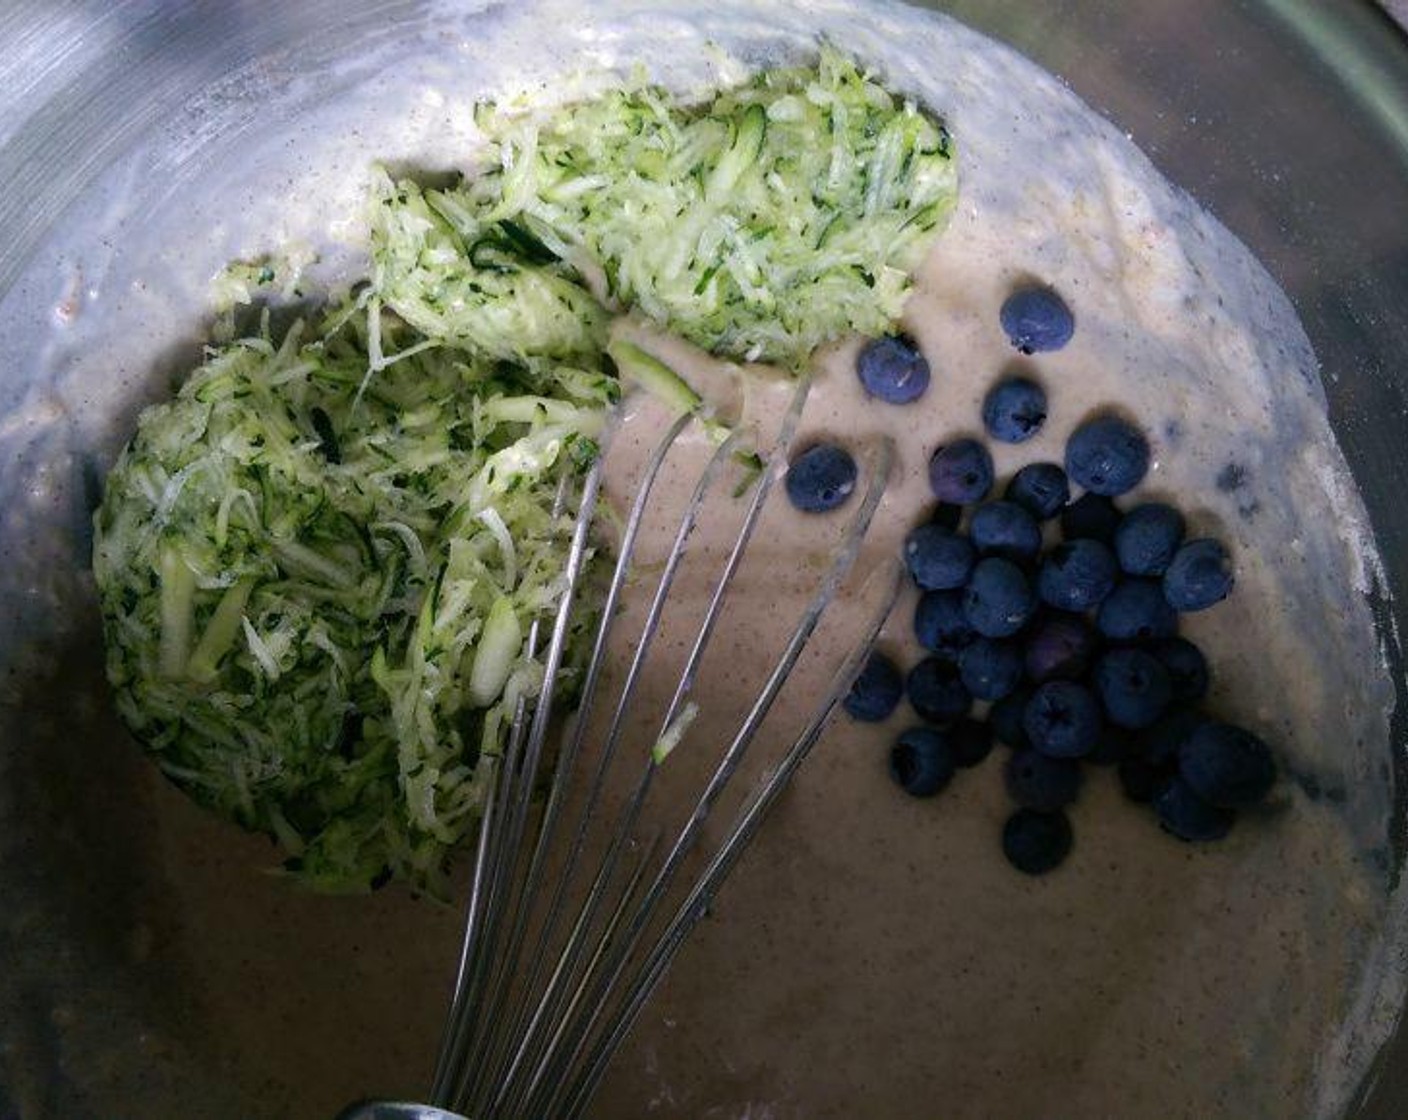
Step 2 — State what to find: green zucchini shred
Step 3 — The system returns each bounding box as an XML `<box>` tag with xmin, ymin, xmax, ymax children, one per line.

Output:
<box><xmin>463</xmin><ymin>45</ymin><xmax>957</xmax><ymax>368</ymax></box>
<box><xmin>94</xmin><ymin>304</ymin><xmax>612</xmax><ymax>894</ymax></box>
<box><xmin>93</xmin><ymin>47</ymin><xmax>956</xmax><ymax>894</ymax></box>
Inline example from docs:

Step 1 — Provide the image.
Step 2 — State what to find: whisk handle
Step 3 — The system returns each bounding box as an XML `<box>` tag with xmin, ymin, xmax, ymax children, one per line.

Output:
<box><xmin>335</xmin><ymin>1101</ymin><xmax>470</xmax><ymax>1120</ymax></box>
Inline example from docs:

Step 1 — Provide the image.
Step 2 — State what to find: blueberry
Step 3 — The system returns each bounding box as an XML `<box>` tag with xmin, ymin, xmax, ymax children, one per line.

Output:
<box><xmin>1006</xmin><ymin>462</ymin><xmax>1070</xmax><ymax>520</ymax></box>
<box><xmin>989</xmin><ymin>685</ymin><xmax>1033</xmax><ymax>749</ymax></box>
<box><xmin>904</xmin><ymin>523</ymin><xmax>977</xmax><ymax>591</ymax></box>
<box><xmin>1023</xmin><ymin>612</ymin><xmax>1098</xmax><ymax>683</ymax></box>
<box><xmin>1037</xmin><ymin>539</ymin><xmax>1118</xmax><ymax>612</ymax></box>
<box><xmin>857</xmin><ymin>334</ymin><xmax>931</xmax><ymax>404</ymax></box>
<box><xmin>1087</xmin><ymin>727</ymin><xmax>1132</xmax><ymax>766</ymax></box>
<box><xmin>1118</xmin><ymin>756</ymin><xmax>1174</xmax><ymax>803</ymax></box>
<box><xmin>1114</xmin><ymin>502</ymin><xmax>1186</xmax><ymax>577</ymax></box>
<box><xmin>913</xmin><ymin>590</ymin><xmax>977</xmax><ymax>659</ymax></box>
<box><xmin>931</xmin><ymin>501</ymin><xmax>964</xmax><ymax>531</ymax></box>
<box><xmin>929</xmin><ymin>438</ymin><xmax>994</xmax><ymax>505</ymax></box>
<box><xmin>907</xmin><ymin>657</ymin><xmax>972</xmax><ymax>723</ymax></box>
<box><xmin>1137</xmin><ymin>707</ymin><xmax>1210</xmax><ymax>767</ymax></box>
<box><xmin>963</xmin><ymin>557</ymin><xmax>1038</xmax><ymax>638</ymax></box>
<box><xmin>1122</xmin><ymin>709</ymin><xmax>1208</xmax><ymax>803</ymax></box>
<box><xmin>952</xmin><ymin>718</ymin><xmax>994</xmax><ymax>767</ymax></box>
<box><xmin>958</xmin><ymin>638</ymin><xmax>1024</xmax><ymax>701</ymax></box>
<box><xmin>889</xmin><ymin>727</ymin><xmax>957</xmax><ymax>797</ymax></box>
<box><xmin>1023</xmin><ymin>680</ymin><xmax>1103</xmax><ymax>759</ymax></box>
<box><xmin>843</xmin><ymin>652</ymin><xmax>903</xmax><ymax>721</ymax></box>
<box><xmin>1002</xmin><ymin>808</ymin><xmax>1074</xmax><ymax>874</ymax></box>
<box><xmin>1155</xmin><ymin>778</ymin><xmax>1236</xmax><ymax>842</ymax></box>
<box><xmin>786</xmin><ymin>443</ymin><xmax>857</xmax><ymax>512</ymax></box>
<box><xmin>1060</xmin><ymin>492</ymin><xmax>1122</xmax><ymax>545</ymax></box>
<box><xmin>1006</xmin><ymin>751</ymin><xmax>1083</xmax><ymax>811</ymax></box>
<box><xmin>1000</xmin><ymin>286</ymin><xmax>1075</xmax><ymax>354</ymax></box>
<box><xmin>982</xmin><ymin>377</ymin><xmax>1047</xmax><ymax>443</ymax></box>
<box><xmin>1164</xmin><ymin>538</ymin><xmax>1234</xmax><ymax>612</ymax></box>
<box><xmin>1065</xmin><ymin>415</ymin><xmax>1150</xmax><ymax>497</ymax></box>
<box><xmin>1093</xmin><ymin>648</ymin><xmax>1173</xmax><ymax>730</ymax></box>
<box><xmin>1096</xmin><ymin>579</ymin><xmax>1179</xmax><ymax>642</ymax></box>
<box><xmin>1179</xmin><ymin>722</ymin><xmax>1276</xmax><ymax>807</ymax></box>
<box><xmin>970</xmin><ymin>501</ymin><xmax>1042</xmax><ymax>563</ymax></box>
<box><xmin>1148</xmin><ymin>637</ymin><xmax>1210</xmax><ymax>701</ymax></box>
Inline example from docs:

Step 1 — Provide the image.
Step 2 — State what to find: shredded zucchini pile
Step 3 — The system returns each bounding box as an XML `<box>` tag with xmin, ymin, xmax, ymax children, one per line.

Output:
<box><xmin>94</xmin><ymin>306</ymin><xmax>613</xmax><ymax>890</ymax></box>
<box><xmin>402</xmin><ymin>47</ymin><xmax>957</xmax><ymax>370</ymax></box>
<box><xmin>93</xmin><ymin>48</ymin><xmax>956</xmax><ymax>892</ymax></box>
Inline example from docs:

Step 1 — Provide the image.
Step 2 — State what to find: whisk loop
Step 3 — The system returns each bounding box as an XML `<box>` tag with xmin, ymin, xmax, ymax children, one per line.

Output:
<box><xmin>340</xmin><ymin>388</ymin><xmax>901</xmax><ymax>1120</ymax></box>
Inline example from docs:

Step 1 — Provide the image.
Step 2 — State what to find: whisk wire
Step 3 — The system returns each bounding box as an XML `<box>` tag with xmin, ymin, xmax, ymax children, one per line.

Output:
<box><xmin>475</xmin><ymin>431</ymin><xmax>742</xmax><ymax>1115</ymax></box>
<box><xmin>560</xmin><ymin>554</ymin><xmax>905</xmax><ymax>1120</ymax></box>
<box><xmin>430</xmin><ymin>458</ymin><xmax>606</xmax><ymax>1107</ymax></box>
<box><xmin>406</xmin><ymin>391</ymin><xmax>898</xmax><ymax>1120</ymax></box>
<box><xmin>487</xmin><ymin>379</ymin><xmax>812</xmax><ymax>1117</ymax></box>
<box><xmin>523</xmin><ymin>434</ymin><xmax>895</xmax><ymax>1119</ymax></box>
<box><xmin>430</xmin><ymin>544</ymin><xmax>551</xmax><ymax>1103</ymax></box>
<box><xmin>460</xmin><ymin>411</ymin><xmax>695</xmax><ymax>1110</ymax></box>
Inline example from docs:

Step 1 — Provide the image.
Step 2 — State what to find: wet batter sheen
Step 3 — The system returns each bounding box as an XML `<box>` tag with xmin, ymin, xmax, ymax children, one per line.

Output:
<box><xmin>0</xmin><ymin>2</ymin><xmax>1402</xmax><ymax>1118</ymax></box>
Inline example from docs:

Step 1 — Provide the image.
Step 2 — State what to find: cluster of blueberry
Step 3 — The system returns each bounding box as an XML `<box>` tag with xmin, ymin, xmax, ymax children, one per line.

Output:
<box><xmin>787</xmin><ymin>287</ymin><xmax>1276</xmax><ymax>875</ymax></box>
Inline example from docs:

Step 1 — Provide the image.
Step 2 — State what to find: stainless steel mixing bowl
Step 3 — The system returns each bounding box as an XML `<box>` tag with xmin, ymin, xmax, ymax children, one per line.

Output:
<box><xmin>1</xmin><ymin>2</ymin><xmax>1405</xmax><ymax>1116</ymax></box>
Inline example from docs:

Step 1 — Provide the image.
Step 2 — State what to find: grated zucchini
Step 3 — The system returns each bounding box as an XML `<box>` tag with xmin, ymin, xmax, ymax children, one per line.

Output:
<box><xmin>93</xmin><ymin>47</ymin><xmax>955</xmax><ymax>894</ymax></box>
<box><xmin>465</xmin><ymin>46</ymin><xmax>957</xmax><ymax>368</ymax></box>
<box><xmin>93</xmin><ymin>303</ymin><xmax>614</xmax><ymax>894</ymax></box>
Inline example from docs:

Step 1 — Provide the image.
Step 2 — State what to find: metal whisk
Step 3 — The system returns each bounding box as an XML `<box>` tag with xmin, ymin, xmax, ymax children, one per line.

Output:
<box><xmin>339</xmin><ymin>380</ymin><xmax>900</xmax><ymax>1120</ymax></box>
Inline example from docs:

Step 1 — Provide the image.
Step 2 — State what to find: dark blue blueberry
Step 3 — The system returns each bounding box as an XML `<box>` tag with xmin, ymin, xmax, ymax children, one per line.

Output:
<box><xmin>1164</xmin><ymin>538</ymin><xmax>1234</xmax><ymax>612</ymax></box>
<box><xmin>1179</xmin><ymin>722</ymin><xmax>1276</xmax><ymax>807</ymax></box>
<box><xmin>1123</xmin><ymin>708</ymin><xmax>1207</xmax><ymax>804</ymax></box>
<box><xmin>1023</xmin><ymin>680</ymin><xmax>1103</xmax><ymax>759</ymax></box>
<box><xmin>931</xmin><ymin>501</ymin><xmax>964</xmax><ymax>531</ymax></box>
<box><xmin>1149</xmin><ymin>637</ymin><xmax>1210</xmax><ymax>702</ymax></box>
<box><xmin>889</xmin><ymin>727</ymin><xmax>956</xmax><ymax>797</ymax></box>
<box><xmin>786</xmin><ymin>443</ymin><xmax>857</xmax><ymax>512</ymax></box>
<box><xmin>1006</xmin><ymin>462</ymin><xmax>1070</xmax><ymax>520</ymax></box>
<box><xmin>1118</xmin><ymin>756</ymin><xmax>1174</xmax><ymax>803</ymax></box>
<box><xmin>1087</xmin><ymin>727</ymin><xmax>1132</xmax><ymax>766</ymax></box>
<box><xmin>1096</xmin><ymin>579</ymin><xmax>1179</xmax><ymax>643</ymax></box>
<box><xmin>1002</xmin><ymin>808</ymin><xmax>1074</xmax><ymax>874</ymax></box>
<box><xmin>1065</xmin><ymin>415</ymin><xmax>1150</xmax><ymax>497</ymax></box>
<box><xmin>1005</xmin><ymin>750</ymin><xmax>1083</xmax><ymax>810</ymax></box>
<box><xmin>904</xmin><ymin>523</ymin><xmax>977</xmax><ymax>591</ymax></box>
<box><xmin>928</xmin><ymin>438</ymin><xmax>994</xmax><ymax>505</ymax></box>
<box><xmin>970</xmin><ymin>501</ymin><xmax>1042</xmax><ymax>563</ymax></box>
<box><xmin>952</xmin><ymin>718</ymin><xmax>994</xmax><ymax>767</ymax></box>
<box><xmin>1114</xmin><ymin>502</ymin><xmax>1186</xmax><ymax>577</ymax></box>
<box><xmin>963</xmin><ymin>557</ymin><xmax>1038</xmax><ymax>638</ymax></box>
<box><xmin>1093</xmin><ymin>648</ymin><xmax>1173</xmax><ymax>730</ymax></box>
<box><xmin>1060</xmin><ymin>492</ymin><xmax>1122</xmax><ymax>545</ymax></box>
<box><xmin>857</xmin><ymin>334</ymin><xmax>931</xmax><ymax>404</ymax></box>
<box><xmin>1000</xmin><ymin>286</ymin><xmax>1075</xmax><ymax>353</ymax></box>
<box><xmin>989</xmin><ymin>685</ymin><xmax>1033</xmax><ymax>749</ymax></box>
<box><xmin>1155</xmin><ymin>778</ymin><xmax>1236</xmax><ymax>842</ymax></box>
<box><xmin>1037</xmin><ymin>539</ymin><xmax>1118</xmax><ymax>612</ymax></box>
<box><xmin>843</xmin><ymin>652</ymin><xmax>903</xmax><ymax>721</ymax></box>
<box><xmin>907</xmin><ymin>657</ymin><xmax>972</xmax><ymax>723</ymax></box>
<box><xmin>1137</xmin><ymin>707</ymin><xmax>1210</xmax><ymax>767</ymax></box>
<box><xmin>1023</xmin><ymin>612</ymin><xmax>1098</xmax><ymax>683</ymax></box>
<box><xmin>913</xmin><ymin>590</ymin><xmax>977</xmax><ymax>659</ymax></box>
<box><xmin>982</xmin><ymin>377</ymin><xmax>1047</xmax><ymax>443</ymax></box>
<box><xmin>958</xmin><ymin>638</ymin><xmax>1024</xmax><ymax>701</ymax></box>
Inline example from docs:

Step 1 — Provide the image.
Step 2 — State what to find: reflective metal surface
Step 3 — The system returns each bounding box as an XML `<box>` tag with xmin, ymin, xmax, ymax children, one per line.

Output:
<box><xmin>335</xmin><ymin>1102</ymin><xmax>469</xmax><ymax>1120</ymax></box>
<box><xmin>0</xmin><ymin>1</ymin><xmax>1404</xmax><ymax>1117</ymax></box>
